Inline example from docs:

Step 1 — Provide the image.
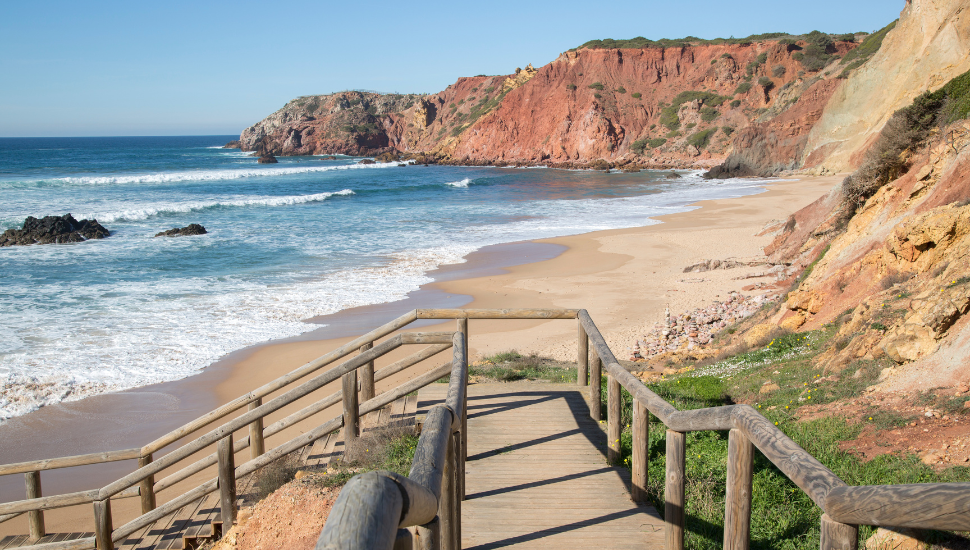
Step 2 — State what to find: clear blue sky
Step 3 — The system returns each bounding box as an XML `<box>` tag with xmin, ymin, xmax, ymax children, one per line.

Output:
<box><xmin>0</xmin><ymin>0</ymin><xmax>903</xmax><ymax>137</ymax></box>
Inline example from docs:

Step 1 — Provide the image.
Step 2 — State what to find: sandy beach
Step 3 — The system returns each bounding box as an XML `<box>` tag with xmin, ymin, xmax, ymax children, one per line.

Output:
<box><xmin>0</xmin><ymin>173</ymin><xmax>840</xmax><ymax>536</ymax></box>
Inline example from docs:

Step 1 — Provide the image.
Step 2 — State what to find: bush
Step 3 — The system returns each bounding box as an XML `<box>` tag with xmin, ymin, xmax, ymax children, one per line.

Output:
<box><xmin>588</xmin><ymin>82</ymin><xmax>605</xmax><ymax>90</ymax></box>
<box><xmin>839</xmin><ymin>68</ymin><xmax>970</xmax><ymax>226</ymax></box>
<box><xmin>841</xmin><ymin>21</ymin><xmax>897</xmax><ymax>67</ymax></box>
<box><xmin>730</xmin><ymin>99</ymin><xmax>741</xmax><ymax>108</ymax></box>
<box><xmin>722</xmin><ymin>126</ymin><xmax>735</xmax><ymax>137</ymax></box>
<box><xmin>734</xmin><ymin>82</ymin><xmax>752</xmax><ymax>95</ymax></box>
<box><xmin>632</xmin><ymin>92</ymin><xmax>642</xmax><ymax>99</ymax></box>
<box><xmin>759</xmin><ymin>77</ymin><xmax>774</xmax><ymax>89</ymax></box>
<box><xmin>616</xmin><ymin>86</ymin><xmax>627</xmax><ymax>94</ymax></box>
<box><xmin>700</xmin><ymin>106</ymin><xmax>720</xmax><ymax>122</ymax></box>
<box><xmin>660</xmin><ymin>90</ymin><xmax>731</xmax><ymax>130</ymax></box>
<box><xmin>650</xmin><ymin>124</ymin><xmax>656</xmax><ymax>130</ymax></box>
<box><xmin>666</xmin><ymin>130</ymin><xmax>681</xmax><ymax>138</ymax></box>
<box><xmin>686</xmin><ymin>122</ymin><xmax>696</xmax><ymax>129</ymax></box>
<box><xmin>566</xmin><ymin>83</ymin><xmax>577</xmax><ymax>90</ymax></box>
<box><xmin>648</xmin><ymin>138</ymin><xmax>667</xmax><ymax>148</ymax></box>
<box><xmin>687</xmin><ymin>128</ymin><xmax>717</xmax><ymax>150</ymax></box>
<box><xmin>255</xmin><ymin>457</ymin><xmax>301</xmax><ymax>501</ymax></box>
<box><xmin>772</xmin><ymin>65</ymin><xmax>787</xmax><ymax>77</ymax></box>
<box><xmin>593</xmin><ymin>93</ymin><xmax>602</xmax><ymax>99</ymax></box>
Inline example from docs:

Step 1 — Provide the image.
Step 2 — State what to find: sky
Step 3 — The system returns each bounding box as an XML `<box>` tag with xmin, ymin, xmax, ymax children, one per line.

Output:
<box><xmin>0</xmin><ymin>0</ymin><xmax>904</xmax><ymax>137</ymax></box>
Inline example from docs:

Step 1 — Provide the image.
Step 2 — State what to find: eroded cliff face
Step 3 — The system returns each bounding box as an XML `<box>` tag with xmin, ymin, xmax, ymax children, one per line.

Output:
<box><xmin>802</xmin><ymin>0</ymin><xmax>970</xmax><ymax>173</ymax></box>
<box><xmin>761</xmin><ymin>119</ymin><xmax>970</xmax><ymax>391</ymax></box>
<box><xmin>238</xmin><ymin>40</ymin><xmax>858</xmax><ymax>167</ymax></box>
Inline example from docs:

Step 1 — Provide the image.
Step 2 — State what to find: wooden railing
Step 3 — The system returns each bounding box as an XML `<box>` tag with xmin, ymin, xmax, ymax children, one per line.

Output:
<box><xmin>0</xmin><ymin>309</ymin><xmax>565</xmax><ymax>550</ymax></box>
<box><xmin>318</xmin><ymin>309</ymin><xmax>970</xmax><ymax>550</ymax></box>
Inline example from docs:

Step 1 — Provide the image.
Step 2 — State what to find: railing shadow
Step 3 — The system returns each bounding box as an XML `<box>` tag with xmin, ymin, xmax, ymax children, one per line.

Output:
<box><xmin>466</xmin><ymin>466</ymin><xmax>615</xmax><ymax>500</ymax></box>
<box><xmin>464</xmin><ymin>508</ymin><xmax>644</xmax><ymax>549</ymax></box>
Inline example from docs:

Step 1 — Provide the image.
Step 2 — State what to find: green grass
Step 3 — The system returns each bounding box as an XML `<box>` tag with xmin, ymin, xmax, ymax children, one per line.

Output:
<box><xmin>605</xmin><ymin>325</ymin><xmax>970</xmax><ymax>549</ymax></box>
<box><xmin>439</xmin><ymin>350</ymin><xmax>578</xmax><ymax>384</ymax></box>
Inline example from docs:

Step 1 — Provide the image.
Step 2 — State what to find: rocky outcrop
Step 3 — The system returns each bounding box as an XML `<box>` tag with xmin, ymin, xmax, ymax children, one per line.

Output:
<box><xmin>0</xmin><ymin>214</ymin><xmax>109</xmax><ymax>247</ymax></box>
<box><xmin>257</xmin><ymin>155</ymin><xmax>278</xmax><ymax>164</ymax></box>
<box><xmin>154</xmin><ymin>224</ymin><xmax>207</xmax><ymax>238</ymax></box>
<box><xmin>802</xmin><ymin>0</ymin><xmax>970</xmax><ymax>172</ymax></box>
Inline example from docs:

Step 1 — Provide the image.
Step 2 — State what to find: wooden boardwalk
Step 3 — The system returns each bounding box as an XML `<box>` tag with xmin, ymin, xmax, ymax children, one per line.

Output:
<box><xmin>418</xmin><ymin>382</ymin><xmax>664</xmax><ymax>549</ymax></box>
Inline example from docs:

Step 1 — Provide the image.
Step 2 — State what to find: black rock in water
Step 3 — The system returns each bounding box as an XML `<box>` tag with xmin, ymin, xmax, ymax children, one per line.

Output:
<box><xmin>154</xmin><ymin>224</ymin><xmax>208</xmax><ymax>238</ymax></box>
<box><xmin>223</xmin><ymin>140</ymin><xmax>241</xmax><ymax>149</ymax></box>
<box><xmin>257</xmin><ymin>155</ymin><xmax>278</xmax><ymax>164</ymax></box>
<box><xmin>0</xmin><ymin>214</ymin><xmax>110</xmax><ymax>247</ymax></box>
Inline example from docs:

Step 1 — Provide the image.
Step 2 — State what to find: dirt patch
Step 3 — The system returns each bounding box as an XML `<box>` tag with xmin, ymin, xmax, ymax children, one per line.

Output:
<box><xmin>797</xmin><ymin>391</ymin><xmax>970</xmax><ymax>467</ymax></box>
<box><xmin>212</xmin><ymin>475</ymin><xmax>339</xmax><ymax>550</ymax></box>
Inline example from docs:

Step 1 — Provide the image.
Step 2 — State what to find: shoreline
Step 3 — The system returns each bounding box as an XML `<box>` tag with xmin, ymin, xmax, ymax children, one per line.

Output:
<box><xmin>0</xmin><ymin>173</ymin><xmax>841</xmax><ymax>535</ymax></box>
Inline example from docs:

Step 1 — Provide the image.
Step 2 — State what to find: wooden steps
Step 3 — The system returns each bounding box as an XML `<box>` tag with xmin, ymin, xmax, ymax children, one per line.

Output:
<box><xmin>0</xmin><ymin>395</ymin><xmax>419</xmax><ymax>550</ymax></box>
<box><xmin>418</xmin><ymin>382</ymin><xmax>665</xmax><ymax>549</ymax></box>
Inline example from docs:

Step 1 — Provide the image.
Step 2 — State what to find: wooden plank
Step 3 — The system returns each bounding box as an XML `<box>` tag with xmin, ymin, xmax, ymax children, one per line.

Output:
<box><xmin>577</xmin><ymin>320</ymin><xmax>588</xmax><ymax>387</ymax></box>
<box><xmin>359</xmin><ymin>342</ymin><xmax>375</xmax><ymax>402</ymax></box>
<box><xmin>607</xmin><ymin>376</ymin><xmax>621</xmax><ymax>465</ymax></box>
<box><xmin>414</xmin><ymin>308</ymin><xmax>578</xmax><ymax>320</ymax></box>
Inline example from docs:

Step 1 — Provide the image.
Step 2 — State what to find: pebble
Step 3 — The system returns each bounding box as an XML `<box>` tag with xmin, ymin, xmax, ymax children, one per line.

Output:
<box><xmin>629</xmin><ymin>292</ymin><xmax>774</xmax><ymax>361</ymax></box>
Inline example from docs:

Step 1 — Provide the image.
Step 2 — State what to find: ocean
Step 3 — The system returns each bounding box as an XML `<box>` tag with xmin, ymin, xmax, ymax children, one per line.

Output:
<box><xmin>0</xmin><ymin>135</ymin><xmax>773</xmax><ymax>421</ymax></box>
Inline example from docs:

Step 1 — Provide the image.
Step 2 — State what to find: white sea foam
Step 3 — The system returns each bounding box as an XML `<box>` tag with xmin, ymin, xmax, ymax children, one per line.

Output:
<box><xmin>81</xmin><ymin>189</ymin><xmax>354</xmax><ymax>223</ymax></box>
<box><xmin>0</xmin><ymin>161</ymin><xmax>404</xmax><ymax>189</ymax></box>
<box><xmin>445</xmin><ymin>178</ymin><xmax>472</xmax><ymax>188</ymax></box>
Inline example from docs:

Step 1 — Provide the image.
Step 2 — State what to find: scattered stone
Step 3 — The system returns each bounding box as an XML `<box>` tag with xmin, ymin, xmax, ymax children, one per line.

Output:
<box><xmin>865</xmin><ymin>527</ymin><xmax>929</xmax><ymax>550</ymax></box>
<box><xmin>154</xmin><ymin>224</ymin><xmax>207</xmax><ymax>238</ymax></box>
<box><xmin>760</xmin><ymin>383</ymin><xmax>780</xmax><ymax>394</ymax></box>
<box><xmin>0</xmin><ymin>214</ymin><xmax>109</xmax><ymax>247</ymax></box>
<box><xmin>257</xmin><ymin>155</ymin><xmax>278</xmax><ymax>164</ymax></box>
<box><xmin>629</xmin><ymin>292</ymin><xmax>775</xmax><ymax>361</ymax></box>
<box><xmin>357</xmin><ymin>158</ymin><xmax>377</xmax><ymax>165</ymax></box>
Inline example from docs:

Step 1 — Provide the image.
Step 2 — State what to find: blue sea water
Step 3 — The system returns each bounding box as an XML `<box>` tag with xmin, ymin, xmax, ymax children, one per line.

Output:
<box><xmin>0</xmin><ymin>136</ymin><xmax>773</xmax><ymax>419</ymax></box>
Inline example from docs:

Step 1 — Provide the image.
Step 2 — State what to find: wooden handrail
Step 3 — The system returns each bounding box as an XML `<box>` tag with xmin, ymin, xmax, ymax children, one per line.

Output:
<box><xmin>6</xmin><ymin>308</ymin><xmax>970</xmax><ymax>550</ymax></box>
<box><xmin>0</xmin><ymin>449</ymin><xmax>142</xmax><ymax>477</ymax></box>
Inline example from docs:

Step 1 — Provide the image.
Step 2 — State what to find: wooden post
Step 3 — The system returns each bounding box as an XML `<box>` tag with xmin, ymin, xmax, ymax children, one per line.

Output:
<box><xmin>439</xmin><ymin>432</ymin><xmax>457</xmax><ymax>550</ymax></box>
<box><xmin>415</xmin><ymin>517</ymin><xmax>441</xmax><ymax>550</ymax></box>
<box><xmin>607</xmin><ymin>375</ymin><xmax>622</xmax><ymax>465</ymax></box>
<box><xmin>248</xmin><ymin>398</ymin><xmax>265</xmax><ymax>460</ymax></box>
<box><xmin>457</xmin><ymin>318</ymin><xmax>468</xmax><ymax>501</ymax></box>
<box><xmin>589</xmin><ymin>353</ymin><xmax>602</xmax><ymax>421</ymax></box>
<box><xmin>724</xmin><ymin>429</ymin><xmax>754</xmax><ymax>550</ymax></box>
<box><xmin>631</xmin><ymin>401</ymin><xmax>649</xmax><ymax>503</ymax></box>
<box><xmin>25</xmin><ymin>471</ymin><xmax>45</xmax><ymax>540</ymax></box>
<box><xmin>820</xmin><ymin>514</ymin><xmax>858</xmax><ymax>550</ymax></box>
<box><xmin>217</xmin><ymin>435</ymin><xmax>237</xmax><ymax>527</ymax></box>
<box><xmin>453</xmin><ymin>432</ymin><xmax>462</xmax><ymax>549</ymax></box>
<box><xmin>342</xmin><ymin>370</ymin><xmax>359</xmax><ymax>447</ymax></box>
<box><xmin>360</xmin><ymin>342</ymin><xmax>375</xmax><ymax>402</ymax></box>
<box><xmin>665</xmin><ymin>430</ymin><xmax>686</xmax><ymax>550</ymax></box>
<box><xmin>577</xmin><ymin>320</ymin><xmax>588</xmax><ymax>386</ymax></box>
<box><xmin>137</xmin><ymin>454</ymin><xmax>157</xmax><ymax>514</ymax></box>
<box><xmin>93</xmin><ymin>499</ymin><xmax>114</xmax><ymax>550</ymax></box>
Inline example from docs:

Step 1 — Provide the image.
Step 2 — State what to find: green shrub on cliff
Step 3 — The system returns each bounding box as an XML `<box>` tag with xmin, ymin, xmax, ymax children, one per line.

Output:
<box><xmin>758</xmin><ymin>76</ymin><xmax>774</xmax><ymax>89</ymax></box>
<box><xmin>734</xmin><ymin>82</ymin><xmax>752</xmax><ymax>95</ymax></box>
<box><xmin>648</xmin><ymin>138</ymin><xmax>667</xmax><ymax>148</ymax></box>
<box><xmin>588</xmin><ymin>82</ymin><xmax>605</xmax><ymax>90</ymax></box>
<box><xmin>687</xmin><ymin>128</ymin><xmax>716</xmax><ymax>150</ymax></box>
<box><xmin>730</xmin><ymin>99</ymin><xmax>741</xmax><ymax>108</ymax></box>
<box><xmin>566</xmin><ymin>83</ymin><xmax>577</xmax><ymax>90</ymax></box>
<box><xmin>721</xmin><ymin>126</ymin><xmax>735</xmax><ymax>137</ymax></box>
<box><xmin>616</xmin><ymin>86</ymin><xmax>627</xmax><ymax>94</ymax></box>
<box><xmin>840</xmin><ymin>20</ymin><xmax>897</xmax><ymax>67</ymax></box>
<box><xmin>632</xmin><ymin>92</ymin><xmax>642</xmax><ymax>99</ymax></box>
<box><xmin>632</xmin><ymin>137</ymin><xmax>668</xmax><ymax>154</ymax></box>
<box><xmin>772</xmin><ymin>64</ymin><xmax>787</xmax><ymax>77</ymax></box>
<box><xmin>700</xmin><ymin>106</ymin><xmax>720</xmax><ymax>122</ymax></box>
<box><xmin>660</xmin><ymin>91</ymin><xmax>730</xmax><ymax>130</ymax></box>
<box><xmin>840</xmin><ymin>68</ymin><xmax>970</xmax><ymax>226</ymax></box>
